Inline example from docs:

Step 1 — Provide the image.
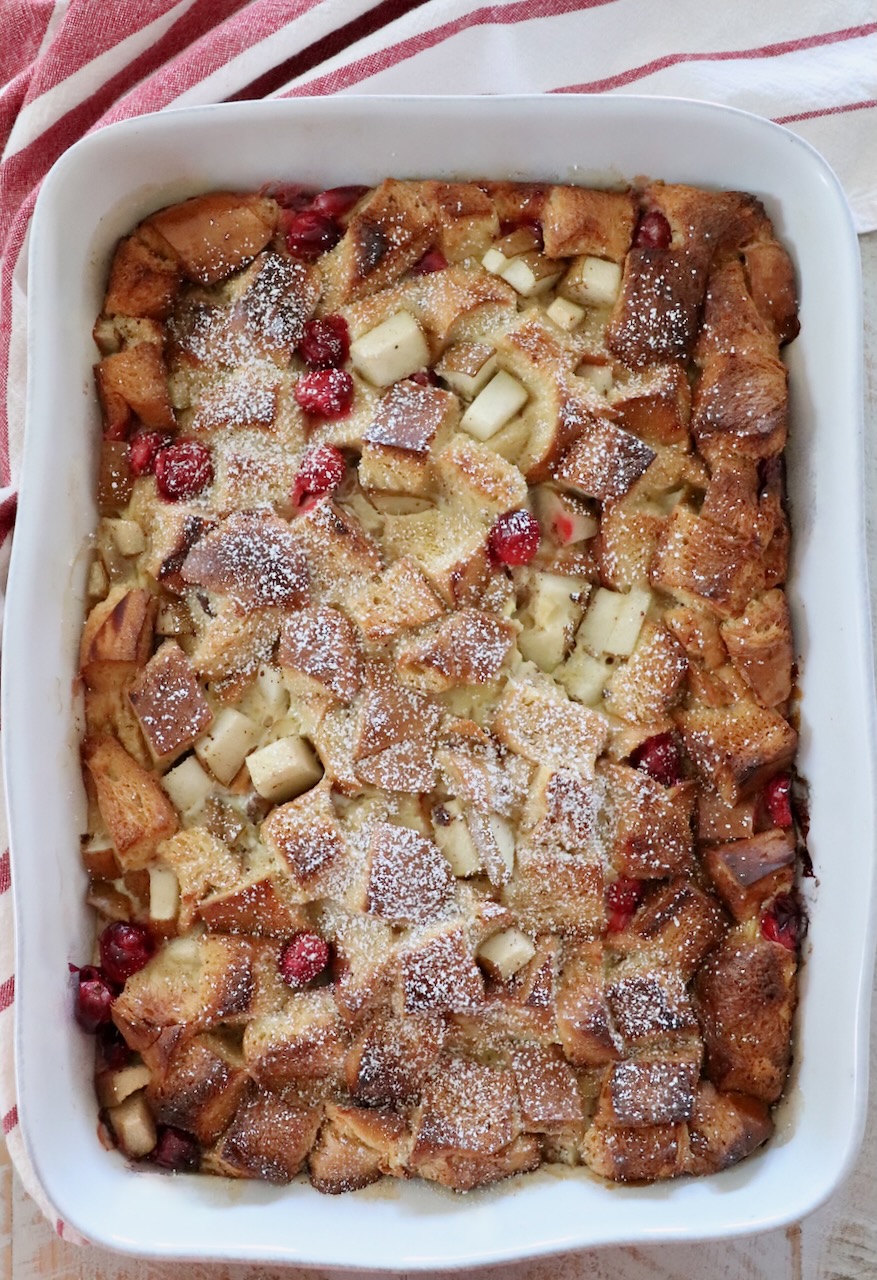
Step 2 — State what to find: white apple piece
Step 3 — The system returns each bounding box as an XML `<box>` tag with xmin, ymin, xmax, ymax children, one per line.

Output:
<box><xmin>432</xmin><ymin>799</ymin><xmax>481</xmax><ymax>877</ymax></box>
<box><xmin>240</xmin><ymin>663</ymin><xmax>289</xmax><ymax>727</ymax></box>
<box><xmin>246</xmin><ymin>735</ymin><xmax>323</xmax><ymax>803</ymax></box>
<box><xmin>160</xmin><ymin>754</ymin><xmax>214</xmax><ymax>816</ymax></box>
<box><xmin>106</xmin><ymin>518</ymin><xmax>145</xmax><ymax>557</ymax></box>
<box><xmin>461</xmin><ymin>370</ymin><xmax>528</xmax><ymax>442</ymax></box>
<box><xmin>559</xmin><ymin>647</ymin><xmax>615</xmax><ymax>705</ymax></box>
<box><xmin>561</xmin><ymin>255</ymin><xmax>623</xmax><ymax>307</ymax></box>
<box><xmin>517</xmin><ymin>571</ymin><xmax>589</xmax><ymax>672</ymax></box>
<box><xmin>481</xmin><ymin>226</ymin><xmax>541</xmax><ymax>276</ymax></box>
<box><xmin>477</xmin><ymin>927</ymin><xmax>535</xmax><ymax>982</ymax></box>
<box><xmin>97</xmin><ymin>1062</ymin><xmax>152</xmax><ymax>1108</ymax></box>
<box><xmin>195</xmin><ymin>707</ymin><xmax>261</xmax><ymax>786</ymax></box>
<box><xmin>485</xmin><ymin>812</ymin><xmax>516</xmax><ymax>880</ymax></box>
<box><xmin>532</xmin><ymin>486</ymin><xmax>599</xmax><ymax>545</ymax></box>
<box><xmin>576</xmin><ymin>585</ymin><xmax>652</xmax><ymax>658</ymax></box>
<box><xmin>577</xmin><ymin>363</ymin><xmax>614</xmax><ymax>396</ymax></box>
<box><xmin>107</xmin><ymin>1092</ymin><xmax>157</xmax><ymax>1158</ymax></box>
<box><xmin>349</xmin><ymin>311</ymin><xmax>430</xmax><ymax>387</ymax></box>
<box><xmin>547</xmin><ymin>296</ymin><xmax>586</xmax><ymax>332</ymax></box>
<box><xmin>501</xmin><ymin>252</ymin><xmax>563</xmax><ymax>298</ymax></box>
<box><xmin>435</xmin><ymin>343</ymin><xmax>498</xmax><ymax>400</ymax></box>
<box><xmin>149</xmin><ymin>866</ymin><xmax>180</xmax><ymax>921</ymax></box>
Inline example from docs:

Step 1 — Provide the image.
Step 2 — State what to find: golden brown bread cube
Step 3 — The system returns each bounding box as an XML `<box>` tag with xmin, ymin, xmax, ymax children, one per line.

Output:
<box><xmin>180</xmin><ymin>511</ymin><xmax>310</xmax><ymax>613</ymax></box>
<box><xmin>553</xmin><ymin>413</ymin><xmax>656</xmax><ymax>504</ymax></box>
<box><xmin>620</xmin><ymin>877</ymin><xmax>727</xmax><ymax>981</ymax></box>
<box><xmin>320</xmin><ymin>179</ymin><xmax>435</xmax><ymax>307</ymax></box>
<box><xmin>233</xmin><ymin>250</ymin><xmax>321</xmax><ymax>356</ymax></box>
<box><xmin>742</xmin><ymin>240</ymin><xmax>800</xmax><ymax>346</ymax></box>
<box><xmin>333</xmin><ymin>911</ymin><xmax>399</xmax><ymax>1025</ymax></box>
<box><xmin>600</xmin><ymin>764</ymin><xmax>695</xmax><ymax>879</ymax></box>
<box><xmin>353</xmin><ymin>666</ymin><xmax>440</xmax><ymax>793</ymax></box>
<box><xmin>521</xmin><ymin>767</ymin><xmax>599</xmax><ymax>854</ymax></box>
<box><xmin>308</xmin><ymin>1115</ymin><xmax>385</xmax><ymax>1194</ymax></box>
<box><xmin>293</xmin><ymin>497</ymin><xmax>382</xmax><ymax>603</ymax></box>
<box><xmin>83</xmin><ymin>735</ymin><xmax>179</xmax><ymax>869</ymax></box>
<box><xmin>277</xmin><ymin>605</ymin><xmax>362</xmax><ymax>703</ymax></box>
<box><xmin>79</xmin><ymin>587</ymin><xmax>157</xmax><ymax>692</ymax></box>
<box><xmin>214</xmin><ymin>1091</ymin><xmax>321</xmax><ymax>1183</ymax></box>
<box><xmin>364</xmin><ymin>821</ymin><xmax>454</xmax><ymax>925</ymax></box>
<box><xmin>187</xmin><ymin>600</ymin><xmax>281</xmax><ymax>684</ymax></box>
<box><xmin>145</xmin><ymin>192</ymin><xmax>278</xmax><ymax>285</ymax></box>
<box><xmin>398</xmin><ymin>923</ymin><xmax>485</xmax><ymax>1015</ymax></box>
<box><xmin>409</xmin><ymin>1058</ymin><xmax>524</xmax><ymax>1189</ymax></box>
<box><xmin>676</xmin><ymin>699</ymin><xmax>798</xmax><ymax>803</ymax></box>
<box><xmin>103</xmin><ymin>224</ymin><xmax>181</xmax><ymax>320</ymax></box>
<box><xmin>146</xmin><ymin>1033</ymin><xmax>248</xmax><ymax>1144</ymax></box>
<box><xmin>683</xmin><ymin>1082</ymin><xmax>774</xmax><ymax>1175</ymax></box>
<box><xmin>244</xmin><ymin>992</ymin><xmax>348</xmax><ymax>1090</ymax></box>
<box><xmin>553</xmin><ymin>941</ymin><xmax>619</xmax><ymax>1066</ymax></box>
<box><xmin>260</xmin><ymin>783</ymin><xmax>346</xmax><ymax>899</ymax></box>
<box><xmin>540</xmin><ymin>185</ymin><xmax>637</xmax><ymax>261</ymax></box>
<box><xmin>198</xmin><ymin>870</ymin><xmax>309</xmax><ymax>938</ymax></box>
<box><xmin>345</xmin><ymin>1012</ymin><xmax>447</xmax><ymax>1106</ymax></box>
<box><xmin>347</xmin><ymin>557</ymin><xmax>446</xmax><ymax>644</ymax></box>
<box><xmin>494</xmin><ymin>678</ymin><xmax>609</xmax><ymax>779</ymax></box>
<box><xmin>433</xmin><ymin>433</ymin><xmax>528</xmax><ymax>519</ymax></box>
<box><xmin>703</xmin><ymin>829</ymin><xmax>796</xmax><ymax>923</ymax></box>
<box><xmin>512</xmin><ymin>1043</ymin><xmax>584</xmax><ymax>1132</ymax></box>
<box><xmin>651</xmin><ymin>505</ymin><xmax>766</xmax><ymax>619</ymax></box>
<box><xmin>424</xmin><ymin>180</ymin><xmax>499</xmax><ymax>262</ymax></box>
<box><xmin>128</xmin><ymin>641</ymin><xmax>213</xmax><ymax>763</ymax></box>
<box><xmin>602</xmin><ymin>623</ymin><xmax>688</xmax><ymax>724</ymax></box>
<box><xmin>158</xmin><ymin>828</ymin><xmax>241</xmax><ymax>929</ymax></box>
<box><xmin>719</xmin><ymin>589</ymin><xmax>793</xmax><ymax>708</ymax></box>
<box><xmin>609</xmin><ymin>363</ymin><xmax>691</xmax><ymax>446</ymax></box>
<box><xmin>597</xmin><ymin>1048</ymin><xmax>702</xmax><ymax>1128</ymax></box>
<box><xmin>694</xmin><ymin>935</ymin><xmax>796</xmax><ymax>1103</ymax></box>
<box><xmin>581</xmin><ymin>1119</ymin><xmax>685</xmax><ymax>1181</ymax></box>
<box><xmin>396</xmin><ymin>608</ymin><xmax>516</xmax><ymax>692</ymax></box>
<box><xmin>606</xmin><ymin>247</ymin><xmax>708</xmax><ymax>367</ymax></box>
<box><xmin>605</xmin><ymin>960</ymin><xmax>699</xmax><ymax>1050</ymax></box>
<box><xmin>83</xmin><ymin>687</ymin><xmax>150</xmax><ymax>768</ymax></box>
<box><xmin>502</xmin><ymin>844</ymin><xmax>603</xmax><ymax>939</ymax></box>
<box><xmin>95</xmin><ymin>345</ymin><xmax>175</xmax><ymax>435</ymax></box>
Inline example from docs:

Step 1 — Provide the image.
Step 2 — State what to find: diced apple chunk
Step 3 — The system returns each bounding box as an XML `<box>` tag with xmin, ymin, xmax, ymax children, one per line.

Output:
<box><xmin>461</xmin><ymin>371</ymin><xmax>528</xmax><ymax>442</ymax></box>
<box><xmin>547</xmin><ymin>296</ymin><xmax>586</xmax><ymax>331</ymax></box>
<box><xmin>501</xmin><ymin>253</ymin><xmax>562</xmax><ymax>298</ymax></box>
<box><xmin>559</xmin><ymin>648</ymin><xmax>614</xmax><ymax>705</ymax></box>
<box><xmin>517</xmin><ymin>572</ymin><xmax>589</xmax><ymax>672</ymax></box>
<box><xmin>432</xmin><ymin>800</ymin><xmax>481</xmax><ymax>877</ymax></box>
<box><xmin>486</xmin><ymin>813</ymin><xmax>516</xmax><ymax>878</ymax></box>
<box><xmin>481</xmin><ymin>227</ymin><xmax>541</xmax><ymax>276</ymax></box>
<box><xmin>349</xmin><ymin>311</ymin><xmax>430</xmax><ymax>387</ymax></box>
<box><xmin>532</xmin><ymin>487</ymin><xmax>599</xmax><ymax>545</ymax></box>
<box><xmin>561</xmin><ymin>255</ymin><xmax>622</xmax><ymax>307</ymax></box>
<box><xmin>435</xmin><ymin>343</ymin><xmax>498</xmax><ymax>400</ymax></box>
<box><xmin>149</xmin><ymin>866</ymin><xmax>180</xmax><ymax>921</ymax></box>
<box><xmin>195</xmin><ymin>708</ymin><xmax>261</xmax><ymax>786</ymax></box>
<box><xmin>102</xmin><ymin>518</ymin><xmax>145</xmax><ymax>557</ymax></box>
<box><xmin>107</xmin><ymin>1091</ymin><xmax>157</xmax><ymax>1158</ymax></box>
<box><xmin>160</xmin><ymin>754</ymin><xmax>214</xmax><ymax>816</ymax></box>
<box><xmin>87</xmin><ymin>557</ymin><xmax>109</xmax><ymax>601</ymax></box>
<box><xmin>575</xmin><ymin>586</ymin><xmax>652</xmax><ymax>658</ymax></box>
<box><xmin>577</xmin><ymin>364</ymin><xmax>614</xmax><ymax>396</ymax></box>
<box><xmin>97</xmin><ymin>1062</ymin><xmax>152</xmax><ymax>1108</ymax></box>
<box><xmin>246</xmin><ymin>735</ymin><xmax>323</xmax><ymax>803</ymax></box>
<box><xmin>477</xmin><ymin>927</ymin><xmax>535</xmax><ymax>982</ymax></box>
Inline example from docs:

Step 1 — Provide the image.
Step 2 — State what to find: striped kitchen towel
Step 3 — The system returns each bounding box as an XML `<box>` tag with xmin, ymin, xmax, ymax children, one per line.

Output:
<box><xmin>0</xmin><ymin>0</ymin><xmax>874</xmax><ymax>1241</ymax></box>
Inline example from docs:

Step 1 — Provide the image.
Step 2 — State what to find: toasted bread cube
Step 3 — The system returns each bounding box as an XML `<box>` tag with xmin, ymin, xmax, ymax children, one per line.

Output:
<box><xmin>308</xmin><ymin>1118</ymin><xmax>384</xmax><ymax>1194</ymax></box>
<box><xmin>350</xmin><ymin>311</ymin><xmax>430</xmax><ymax>387</ymax></box>
<box><xmin>397</xmin><ymin>608</ymin><xmax>516</xmax><ymax>692</ymax></box>
<box><xmin>159</xmin><ymin>828</ymin><xmax>240</xmax><ymax>928</ymax></box>
<box><xmin>147</xmin><ymin>1034</ymin><xmax>247</xmax><ymax>1144</ymax></box>
<box><xmin>188</xmin><ymin>601</ymin><xmax>281</xmax><ymax>685</ymax></box>
<box><xmin>684</xmin><ymin>1083</ymin><xmax>774</xmax><ymax>1176</ymax></box>
<box><xmin>261</xmin><ymin>784</ymin><xmax>345</xmax><ymax>898</ymax></box>
<box><xmin>293</xmin><ymin>497</ymin><xmax>382</xmax><ymax>603</ymax></box>
<box><xmin>554</xmin><ymin>416</ymin><xmax>655</xmax><ymax>503</ymax></box>
<box><xmin>365</xmin><ymin>821</ymin><xmax>454</xmax><ymax>925</ymax></box>
<box><xmin>522</xmin><ymin>766</ymin><xmax>599</xmax><ymax>853</ymax></box>
<box><xmin>216</xmin><ymin>1092</ymin><xmax>321</xmax><ymax>1184</ymax></box>
<box><xmin>80</xmin><ymin>587</ymin><xmax>157</xmax><ymax>692</ymax></box>
<box><xmin>95</xmin><ymin>344</ymin><xmax>175</xmax><ymax>433</ymax></box>
<box><xmin>460</xmin><ymin>370</ymin><xmax>528</xmax><ymax>442</ymax></box>
<box><xmin>433</xmin><ymin>433</ymin><xmax>528</xmax><ymax>519</ymax></box>
<box><xmin>399</xmin><ymin>924</ymin><xmax>484</xmax><ymax>1014</ymax></box>
<box><xmin>107</xmin><ymin>1092</ymin><xmax>157</xmax><ymax>1158</ymax></box>
<box><xmin>703</xmin><ymin>829</ymin><xmax>796</xmax><ymax>923</ymax></box>
<box><xmin>83</xmin><ymin>735</ymin><xmax>179</xmax><ymax>869</ymax></box>
<box><xmin>610</xmin><ymin>363</ymin><xmax>691</xmax><ymax>446</ymax></box>
<box><xmin>148</xmin><ymin>866</ymin><xmax>180</xmax><ymax>922</ymax></box>
<box><xmin>582</xmin><ymin>1120</ymin><xmax>685</xmax><ymax>1182</ymax></box>
<box><xmin>128</xmin><ymin>641</ymin><xmax>214</xmax><ymax>764</ymax></box>
<box><xmin>603</xmin><ymin>623</ymin><xmax>688</xmax><ymax>722</ymax></box>
<box><xmin>494</xmin><ymin>678</ymin><xmax>609</xmax><ymax>778</ymax></box>
<box><xmin>695</xmin><ymin>935</ymin><xmax>796</xmax><ymax>1102</ymax></box>
<box><xmin>555</xmin><ymin>942</ymin><xmax>620</xmax><ymax>1067</ymax></box>
<box><xmin>160</xmin><ymin>754</ymin><xmax>214</xmax><ymax>818</ymax></box>
<box><xmin>180</xmin><ymin>511</ymin><xmax>309</xmax><ymax>614</ymax></box>
<box><xmin>146</xmin><ymin>192</ymin><xmax>277</xmax><ymax>285</ymax></box>
<box><xmin>676</xmin><ymin>700</ymin><xmax>797</xmax><ymax>803</ymax></box>
<box><xmin>561</xmin><ymin>255</ymin><xmax>622</xmax><ymax>307</ymax></box>
<box><xmin>244</xmin><ymin>992</ymin><xmax>347</xmax><ymax>1089</ymax></box>
<box><xmin>246</xmin><ymin>735</ymin><xmax>323</xmax><ymax>804</ymax></box>
<box><xmin>411</xmin><ymin>1059</ymin><xmax>520</xmax><ymax>1166</ymax></box>
<box><xmin>194</xmin><ymin>707</ymin><xmax>260</xmax><ymax>785</ymax></box>
<box><xmin>345</xmin><ymin>1012</ymin><xmax>447</xmax><ymax>1106</ymax></box>
<box><xmin>503</xmin><ymin>844</ymin><xmax>603</xmax><ymax>938</ymax></box>
<box><xmin>606</xmin><ymin>961</ymin><xmax>699</xmax><ymax>1049</ymax></box>
<box><xmin>364</xmin><ymin>379</ymin><xmax>459</xmax><ymax>454</ymax></box>
<box><xmin>435</xmin><ymin>342</ymin><xmax>497</xmax><ymax>399</ymax></box>
<box><xmin>720</xmin><ymin>589</ymin><xmax>793</xmax><ymax>708</ymax></box>
<box><xmin>599</xmin><ymin>1051</ymin><xmax>702</xmax><ymax>1128</ymax></box>
<box><xmin>277</xmin><ymin>605</ymin><xmax>361</xmax><ymax>704</ymax></box>
<box><xmin>103</xmin><ymin>226</ymin><xmax>181</xmax><ymax>320</ymax></box>
<box><xmin>601</xmin><ymin>765</ymin><xmax>695</xmax><ymax>879</ymax></box>
<box><xmin>476</xmin><ymin>927</ymin><xmax>535</xmax><ymax>982</ymax></box>
<box><xmin>576</xmin><ymin>585</ymin><xmax>652</xmax><ymax>658</ymax></box>
<box><xmin>652</xmin><ymin>505</ymin><xmax>767</xmax><ymax>619</ymax></box>
<box><xmin>96</xmin><ymin>1062</ymin><xmax>152</xmax><ymax>1108</ymax></box>
<box><xmin>348</xmin><ymin>557</ymin><xmax>445</xmax><ymax>644</ymax></box>
<box><xmin>625</xmin><ymin>877</ymin><xmax>727</xmax><ymax>980</ymax></box>
<box><xmin>541</xmin><ymin>185</ymin><xmax>636</xmax><ymax>260</ymax></box>
<box><xmin>607</xmin><ymin>246</ymin><xmax>707</xmax><ymax>368</ymax></box>
<box><xmin>353</xmin><ymin>668</ymin><xmax>440</xmax><ymax>793</ymax></box>
<box><xmin>381</xmin><ymin>505</ymin><xmax>491</xmax><ymax>607</ymax></box>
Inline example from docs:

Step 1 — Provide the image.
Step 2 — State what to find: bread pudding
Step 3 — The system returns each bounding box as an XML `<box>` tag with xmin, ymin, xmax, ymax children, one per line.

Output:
<box><xmin>74</xmin><ymin>177</ymin><xmax>804</xmax><ymax>1191</ymax></box>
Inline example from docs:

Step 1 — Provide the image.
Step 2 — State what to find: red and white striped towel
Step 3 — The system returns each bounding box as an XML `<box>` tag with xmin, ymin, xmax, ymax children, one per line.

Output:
<box><xmin>1</xmin><ymin>0</ymin><xmax>875</xmax><ymax>1242</ymax></box>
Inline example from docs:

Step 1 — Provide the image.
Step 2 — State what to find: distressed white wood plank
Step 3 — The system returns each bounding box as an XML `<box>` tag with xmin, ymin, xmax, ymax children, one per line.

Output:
<box><xmin>2</xmin><ymin>229</ymin><xmax>875</xmax><ymax>1280</ymax></box>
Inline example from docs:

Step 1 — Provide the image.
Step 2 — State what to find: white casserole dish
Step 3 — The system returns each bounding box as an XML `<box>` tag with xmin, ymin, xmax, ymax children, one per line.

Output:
<box><xmin>4</xmin><ymin>95</ymin><xmax>873</xmax><ymax>1269</ymax></box>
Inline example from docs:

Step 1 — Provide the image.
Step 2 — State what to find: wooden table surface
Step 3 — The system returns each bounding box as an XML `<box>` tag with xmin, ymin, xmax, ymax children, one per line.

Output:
<box><xmin>2</xmin><ymin>232</ymin><xmax>875</xmax><ymax>1280</ymax></box>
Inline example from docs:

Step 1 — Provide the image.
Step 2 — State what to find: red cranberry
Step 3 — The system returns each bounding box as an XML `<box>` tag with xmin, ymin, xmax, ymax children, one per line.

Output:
<box><xmin>761</xmin><ymin>892</ymin><xmax>805</xmax><ymax>952</ymax></box>
<box><xmin>488</xmin><ymin>509</ymin><xmax>541</xmax><ymax>566</ymax></box>
<box><xmin>98</xmin><ymin>1023</ymin><xmax>131</xmax><ymax>1070</ymax></box>
<box><xmin>153</xmin><ymin>1126</ymin><xmax>201</xmax><ymax>1172</ymax></box>
<box><xmin>297</xmin><ymin>315</ymin><xmax>350</xmax><ymax>369</ymax></box>
<box><xmin>284</xmin><ymin>208</ymin><xmax>341</xmax><ymax>261</ymax></box>
<box><xmin>634</xmin><ymin>211</ymin><xmax>672</xmax><ymax>249</ymax></box>
<box><xmin>311</xmin><ymin>185</ymin><xmax>369</xmax><ymax>220</ymax></box>
<box><xmin>128</xmin><ymin>431</ymin><xmax>171</xmax><ymax>477</ymax></box>
<box><xmin>294</xmin><ymin>368</ymin><xmax>354</xmax><ymax>418</ymax></box>
<box><xmin>264</xmin><ymin>181</ymin><xmax>315</xmax><ymax>210</ymax></box>
<box><xmin>279</xmin><ymin>933</ymin><xmax>330</xmax><ymax>988</ymax></box>
<box><xmin>292</xmin><ymin>444</ymin><xmax>346</xmax><ymax>506</ymax></box>
<box><xmin>412</xmin><ymin>247</ymin><xmax>448</xmax><ymax>275</ymax></box>
<box><xmin>605</xmin><ymin>877</ymin><xmax>644</xmax><ymax>932</ymax></box>
<box><xmin>764</xmin><ymin>773</ymin><xmax>793</xmax><ymax>828</ymax></box>
<box><xmin>154</xmin><ymin>439</ymin><xmax>213</xmax><ymax>501</ymax></box>
<box><xmin>629</xmin><ymin>733</ymin><xmax>683</xmax><ymax>787</ymax></box>
<box><xmin>99</xmin><ymin>922</ymin><xmax>155</xmax><ymax>987</ymax></box>
<box><xmin>407</xmin><ymin>369</ymin><xmax>440</xmax><ymax>387</ymax></box>
<box><xmin>74</xmin><ymin>965</ymin><xmax>115</xmax><ymax>1032</ymax></box>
